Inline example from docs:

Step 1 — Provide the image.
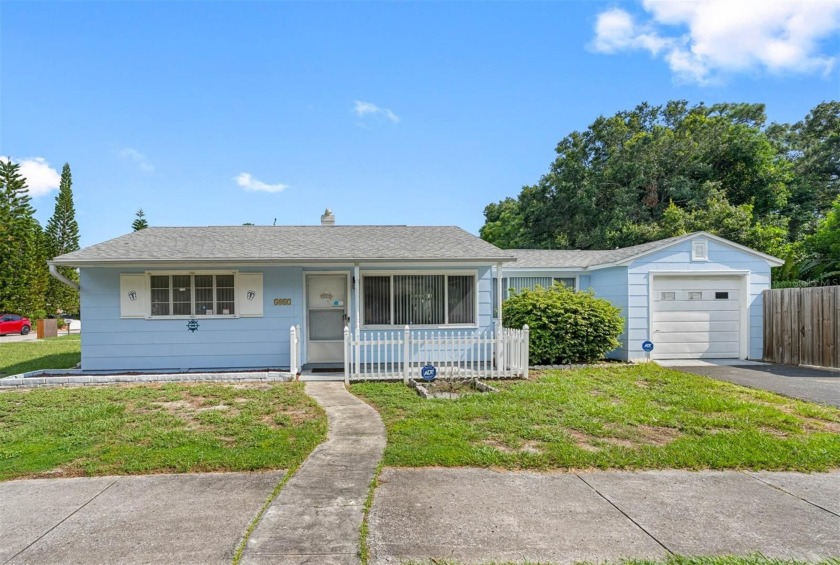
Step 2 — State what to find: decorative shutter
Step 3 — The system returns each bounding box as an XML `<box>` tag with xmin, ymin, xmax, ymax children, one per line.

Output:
<box><xmin>120</xmin><ymin>274</ymin><xmax>148</xmax><ymax>318</ymax></box>
<box><xmin>238</xmin><ymin>273</ymin><xmax>263</xmax><ymax>317</ymax></box>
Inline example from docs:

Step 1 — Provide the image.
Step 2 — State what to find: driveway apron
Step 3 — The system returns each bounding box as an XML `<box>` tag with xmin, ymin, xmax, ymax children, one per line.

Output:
<box><xmin>242</xmin><ymin>382</ymin><xmax>385</xmax><ymax>565</ymax></box>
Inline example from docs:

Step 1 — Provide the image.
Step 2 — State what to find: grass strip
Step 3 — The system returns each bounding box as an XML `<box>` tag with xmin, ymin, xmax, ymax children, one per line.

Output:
<box><xmin>358</xmin><ymin>462</ymin><xmax>384</xmax><ymax>564</ymax></box>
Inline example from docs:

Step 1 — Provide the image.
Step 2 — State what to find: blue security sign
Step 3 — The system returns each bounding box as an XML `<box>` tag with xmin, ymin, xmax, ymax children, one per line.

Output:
<box><xmin>421</xmin><ymin>364</ymin><xmax>437</xmax><ymax>381</ymax></box>
<box><xmin>642</xmin><ymin>340</ymin><xmax>654</xmax><ymax>352</ymax></box>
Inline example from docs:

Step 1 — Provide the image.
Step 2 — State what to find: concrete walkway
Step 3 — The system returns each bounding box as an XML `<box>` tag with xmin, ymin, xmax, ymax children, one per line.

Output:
<box><xmin>242</xmin><ymin>382</ymin><xmax>386</xmax><ymax>565</ymax></box>
<box><xmin>369</xmin><ymin>468</ymin><xmax>840</xmax><ymax>564</ymax></box>
<box><xmin>0</xmin><ymin>471</ymin><xmax>284</xmax><ymax>565</ymax></box>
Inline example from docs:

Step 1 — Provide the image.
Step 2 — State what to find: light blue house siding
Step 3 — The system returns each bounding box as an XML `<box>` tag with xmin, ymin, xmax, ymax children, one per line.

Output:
<box><xmin>587</xmin><ymin>267</ymin><xmax>630</xmax><ymax>360</ymax></box>
<box><xmin>81</xmin><ymin>266</ymin><xmax>304</xmax><ymax>371</ymax></box>
<box><xmin>80</xmin><ymin>264</ymin><xmax>496</xmax><ymax>372</ymax></box>
<box><xmin>624</xmin><ymin>239</ymin><xmax>770</xmax><ymax>361</ymax></box>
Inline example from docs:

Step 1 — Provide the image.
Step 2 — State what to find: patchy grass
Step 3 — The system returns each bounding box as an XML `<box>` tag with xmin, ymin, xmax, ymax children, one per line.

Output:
<box><xmin>352</xmin><ymin>364</ymin><xmax>840</xmax><ymax>471</ymax></box>
<box><xmin>0</xmin><ymin>382</ymin><xmax>327</xmax><ymax>481</ymax></box>
<box><xmin>0</xmin><ymin>334</ymin><xmax>81</xmax><ymax>377</ymax></box>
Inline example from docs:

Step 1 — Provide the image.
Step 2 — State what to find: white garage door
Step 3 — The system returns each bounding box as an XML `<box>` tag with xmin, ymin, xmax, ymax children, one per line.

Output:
<box><xmin>651</xmin><ymin>276</ymin><xmax>742</xmax><ymax>359</ymax></box>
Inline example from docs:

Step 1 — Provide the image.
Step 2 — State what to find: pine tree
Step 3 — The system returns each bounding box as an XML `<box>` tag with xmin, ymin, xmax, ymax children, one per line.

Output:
<box><xmin>0</xmin><ymin>158</ymin><xmax>46</xmax><ymax>318</ymax></box>
<box><xmin>132</xmin><ymin>208</ymin><xmax>149</xmax><ymax>231</ymax></box>
<box><xmin>45</xmin><ymin>163</ymin><xmax>80</xmax><ymax>314</ymax></box>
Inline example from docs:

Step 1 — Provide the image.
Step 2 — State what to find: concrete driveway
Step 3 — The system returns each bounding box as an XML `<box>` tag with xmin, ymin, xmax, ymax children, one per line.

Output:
<box><xmin>659</xmin><ymin>360</ymin><xmax>840</xmax><ymax>407</ymax></box>
<box><xmin>0</xmin><ymin>471</ymin><xmax>283</xmax><ymax>565</ymax></box>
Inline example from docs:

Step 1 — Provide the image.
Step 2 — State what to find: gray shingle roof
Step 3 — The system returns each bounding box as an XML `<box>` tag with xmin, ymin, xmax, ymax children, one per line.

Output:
<box><xmin>502</xmin><ymin>233</ymin><xmax>694</xmax><ymax>269</ymax></box>
<box><xmin>52</xmin><ymin>226</ymin><xmax>515</xmax><ymax>265</ymax></box>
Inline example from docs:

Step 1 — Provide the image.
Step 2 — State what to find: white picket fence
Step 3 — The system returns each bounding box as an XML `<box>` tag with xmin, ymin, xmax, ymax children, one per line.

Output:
<box><xmin>343</xmin><ymin>325</ymin><xmax>529</xmax><ymax>383</ymax></box>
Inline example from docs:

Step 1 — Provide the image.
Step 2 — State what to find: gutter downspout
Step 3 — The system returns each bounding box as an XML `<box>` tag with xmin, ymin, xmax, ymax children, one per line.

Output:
<box><xmin>48</xmin><ymin>263</ymin><xmax>80</xmax><ymax>291</ymax></box>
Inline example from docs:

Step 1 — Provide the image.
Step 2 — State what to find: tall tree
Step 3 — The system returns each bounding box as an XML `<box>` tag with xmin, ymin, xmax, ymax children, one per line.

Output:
<box><xmin>801</xmin><ymin>196</ymin><xmax>840</xmax><ymax>281</ymax></box>
<box><xmin>481</xmin><ymin>101</ymin><xmax>794</xmax><ymax>257</ymax></box>
<box><xmin>0</xmin><ymin>158</ymin><xmax>46</xmax><ymax>318</ymax></box>
<box><xmin>132</xmin><ymin>208</ymin><xmax>148</xmax><ymax>231</ymax></box>
<box><xmin>768</xmin><ymin>101</ymin><xmax>840</xmax><ymax>240</ymax></box>
<box><xmin>45</xmin><ymin>163</ymin><xmax>80</xmax><ymax>313</ymax></box>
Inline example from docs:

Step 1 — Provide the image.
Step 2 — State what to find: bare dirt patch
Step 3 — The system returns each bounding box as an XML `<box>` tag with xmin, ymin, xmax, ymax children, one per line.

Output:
<box><xmin>635</xmin><ymin>425</ymin><xmax>682</xmax><ymax>445</ymax></box>
<box><xmin>566</xmin><ymin>425</ymin><xmax>681</xmax><ymax>451</ymax></box>
<box><xmin>482</xmin><ymin>438</ymin><xmax>544</xmax><ymax>455</ymax></box>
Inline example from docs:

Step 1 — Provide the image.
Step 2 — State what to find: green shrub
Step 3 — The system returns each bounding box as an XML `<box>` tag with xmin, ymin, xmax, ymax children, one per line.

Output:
<box><xmin>503</xmin><ymin>284</ymin><xmax>624</xmax><ymax>364</ymax></box>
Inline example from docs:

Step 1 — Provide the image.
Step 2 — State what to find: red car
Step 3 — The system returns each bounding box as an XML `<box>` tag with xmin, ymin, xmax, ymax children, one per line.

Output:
<box><xmin>0</xmin><ymin>314</ymin><xmax>31</xmax><ymax>336</ymax></box>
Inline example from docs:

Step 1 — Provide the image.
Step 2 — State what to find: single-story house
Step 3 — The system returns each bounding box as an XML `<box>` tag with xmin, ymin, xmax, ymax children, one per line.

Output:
<box><xmin>50</xmin><ymin>210</ymin><xmax>515</xmax><ymax>372</ymax></box>
<box><xmin>498</xmin><ymin>232</ymin><xmax>784</xmax><ymax>361</ymax></box>
<box><xmin>50</xmin><ymin>210</ymin><xmax>782</xmax><ymax>372</ymax></box>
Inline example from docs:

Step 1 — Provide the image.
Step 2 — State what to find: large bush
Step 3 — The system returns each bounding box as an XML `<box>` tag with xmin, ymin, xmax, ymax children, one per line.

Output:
<box><xmin>503</xmin><ymin>284</ymin><xmax>624</xmax><ymax>364</ymax></box>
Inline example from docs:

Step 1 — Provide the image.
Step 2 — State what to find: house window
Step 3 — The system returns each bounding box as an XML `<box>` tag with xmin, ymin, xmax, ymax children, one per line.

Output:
<box><xmin>688</xmin><ymin>291</ymin><xmax>703</xmax><ymax>300</ymax></box>
<box><xmin>661</xmin><ymin>292</ymin><xmax>676</xmax><ymax>301</ymax></box>
<box><xmin>554</xmin><ymin>277</ymin><xmax>576</xmax><ymax>289</ymax></box>
<box><xmin>363</xmin><ymin>276</ymin><xmax>391</xmax><ymax>325</ymax></box>
<box><xmin>692</xmin><ymin>240</ymin><xmax>708</xmax><ymax>261</ymax></box>
<box><xmin>362</xmin><ymin>273</ymin><xmax>476</xmax><ymax>326</ymax></box>
<box><xmin>150</xmin><ymin>273</ymin><xmax>236</xmax><ymax>317</ymax></box>
<box><xmin>715</xmin><ymin>291</ymin><xmax>729</xmax><ymax>300</ymax></box>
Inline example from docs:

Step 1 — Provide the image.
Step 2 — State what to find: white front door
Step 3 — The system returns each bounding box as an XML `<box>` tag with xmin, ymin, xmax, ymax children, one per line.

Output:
<box><xmin>651</xmin><ymin>275</ymin><xmax>743</xmax><ymax>359</ymax></box>
<box><xmin>306</xmin><ymin>275</ymin><xmax>348</xmax><ymax>363</ymax></box>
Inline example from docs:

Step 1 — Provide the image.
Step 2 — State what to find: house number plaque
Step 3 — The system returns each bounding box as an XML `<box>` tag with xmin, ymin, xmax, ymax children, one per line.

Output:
<box><xmin>273</xmin><ymin>298</ymin><xmax>292</xmax><ymax>306</ymax></box>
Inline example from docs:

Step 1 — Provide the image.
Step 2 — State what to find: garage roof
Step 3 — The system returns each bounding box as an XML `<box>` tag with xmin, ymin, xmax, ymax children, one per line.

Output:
<box><xmin>503</xmin><ymin>232</ymin><xmax>784</xmax><ymax>270</ymax></box>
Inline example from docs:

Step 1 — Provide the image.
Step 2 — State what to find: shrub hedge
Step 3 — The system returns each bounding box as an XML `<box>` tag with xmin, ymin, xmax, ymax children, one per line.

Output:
<box><xmin>503</xmin><ymin>283</ymin><xmax>624</xmax><ymax>364</ymax></box>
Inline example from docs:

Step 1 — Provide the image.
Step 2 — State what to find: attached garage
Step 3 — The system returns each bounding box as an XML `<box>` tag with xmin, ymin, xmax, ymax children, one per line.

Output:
<box><xmin>500</xmin><ymin>231</ymin><xmax>785</xmax><ymax>362</ymax></box>
<box><xmin>650</xmin><ymin>274</ymin><xmax>745</xmax><ymax>360</ymax></box>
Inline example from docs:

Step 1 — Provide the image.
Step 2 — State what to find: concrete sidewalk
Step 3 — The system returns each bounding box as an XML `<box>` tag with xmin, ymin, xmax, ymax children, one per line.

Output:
<box><xmin>369</xmin><ymin>468</ymin><xmax>840</xmax><ymax>564</ymax></box>
<box><xmin>0</xmin><ymin>471</ymin><xmax>284</xmax><ymax>565</ymax></box>
<box><xmin>241</xmin><ymin>382</ymin><xmax>386</xmax><ymax>565</ymax></box>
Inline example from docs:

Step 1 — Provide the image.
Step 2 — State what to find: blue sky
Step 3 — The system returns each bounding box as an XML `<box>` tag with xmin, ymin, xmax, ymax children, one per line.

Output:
<box><xmin>2</xmin><ymin>1</ymin><xmax>839</xmax><ymax>247</ymax></box>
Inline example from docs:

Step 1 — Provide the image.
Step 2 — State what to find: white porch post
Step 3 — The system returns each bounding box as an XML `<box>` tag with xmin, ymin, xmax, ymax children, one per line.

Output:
<box><xmin>354</xmin><ymin>263</ymin><xmax>361</xmax><ymax>376</ymax></box>
<box><xmin>344</xmin><ymin>325</ymin><xmax>350</xmax><ymax>385</ymax></box>
<box><xmin>496</xmin><ymin>262</ymin><xmax>503</xmax><ymax>372</ymax></box>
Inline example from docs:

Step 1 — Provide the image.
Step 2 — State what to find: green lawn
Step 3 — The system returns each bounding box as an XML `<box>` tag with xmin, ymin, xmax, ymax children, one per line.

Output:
<box><xmin>0</xmin><ymin>334</ymin><xmax>81</xmax><ymax>377</ymax></box>
<box><xmin>0</xmin><ymin>382</ymin><xmax>327</xmax><ymax>481</ymax></box>
<box><xmin>352</xmin><ymin>364</ymin><xmax>840</xmax><ymax>471</ymax></box>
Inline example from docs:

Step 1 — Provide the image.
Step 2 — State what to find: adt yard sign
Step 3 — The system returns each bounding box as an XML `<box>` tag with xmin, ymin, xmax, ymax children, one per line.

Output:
<box><xmin>421</xmin><ymin>364</ymin><xmax>437</xmax><ymax>382</ymax></box>
<box><xmin>642</xmin><ymin>340</ymin><xmax>654</xmax><ymax>352</ymax></box>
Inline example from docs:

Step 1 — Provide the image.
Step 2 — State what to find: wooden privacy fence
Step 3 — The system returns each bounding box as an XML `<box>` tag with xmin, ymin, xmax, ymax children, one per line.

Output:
<box><xmin>343</xmin><ymin>325</ymin><xmax>530</xmax><ymax>383</ymax></box>
<box><xmin>763</xmin><ymin>286</ymin><xmax>840</xmax><ymax>369</ymax></box>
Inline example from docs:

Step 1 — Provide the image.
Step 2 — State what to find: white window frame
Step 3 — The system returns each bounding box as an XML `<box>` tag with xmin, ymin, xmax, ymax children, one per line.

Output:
<box><xmin>360</xmin><ymin>270</ymin><xmax>480</xmax><ymax>329</ymax></box>
<box><xmin>145</xmin><ymin>270</ymin><xmax>239</xmax><ymax>320</ymax></box>
<box><xmin>691</xmin><ymin>239</ymin><xmax>708</xmax><ymax>261</ymax></box>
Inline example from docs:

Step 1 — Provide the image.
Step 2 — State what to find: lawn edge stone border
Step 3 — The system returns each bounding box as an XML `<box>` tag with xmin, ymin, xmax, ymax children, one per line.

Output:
<box><xmin>0</xmin><ymin>371</ymin><xmax>294</xmax><ymax>389</ymax></box>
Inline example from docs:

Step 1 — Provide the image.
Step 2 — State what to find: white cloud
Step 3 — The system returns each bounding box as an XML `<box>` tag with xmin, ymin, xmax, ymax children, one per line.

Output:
<box><xmin>591</xmin><ymin>0</ymin><xmax>840</xmax><ymax>84</ymax></box>
<box><xmin>235</xmin><ymin>172</ymin><xmax>288</xmax><ymax>193</ymax></box>
<box><xmin>354</xmin><ymin>100</ymin><xmax>400</xmax><ymax>123</ymax></box>
<box><xmin>0</xmin><ymin>156</ymin><xmax>61</xmax><ymax>197</ymax></box>
<box><xmin>118</xmin><ymin>147</ymin><xmax>154</xmax><ymax>173</ymax></box>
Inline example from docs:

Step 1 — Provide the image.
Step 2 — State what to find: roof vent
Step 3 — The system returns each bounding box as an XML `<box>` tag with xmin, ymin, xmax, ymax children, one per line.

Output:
<box><xmin>320</xmin><ymin>208</ymin><xmax>335</xmax><ymax>226</ymax></box>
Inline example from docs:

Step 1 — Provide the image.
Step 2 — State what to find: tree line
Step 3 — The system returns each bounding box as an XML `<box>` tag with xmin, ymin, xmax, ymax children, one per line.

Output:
<box><xmin>0</xmin><ymin>156</ymin><xmax>151</xmax><ymax>320</ymax></box>
<box><xmin>0</xmin><ymin>159</ymin><xmax>80</xmax><ymax>319</ymax></box>
<box><xmin>480</xmin><ymin>101</ymin><xmax>839</xmax><ymax>284</ymax></box>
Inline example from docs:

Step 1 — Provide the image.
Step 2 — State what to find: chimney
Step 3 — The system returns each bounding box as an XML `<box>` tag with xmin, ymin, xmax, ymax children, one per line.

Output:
<box><xmin>320</xmin><ymin>208</ymin><xmax>335</xmax><ymax>226</ymax></box>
